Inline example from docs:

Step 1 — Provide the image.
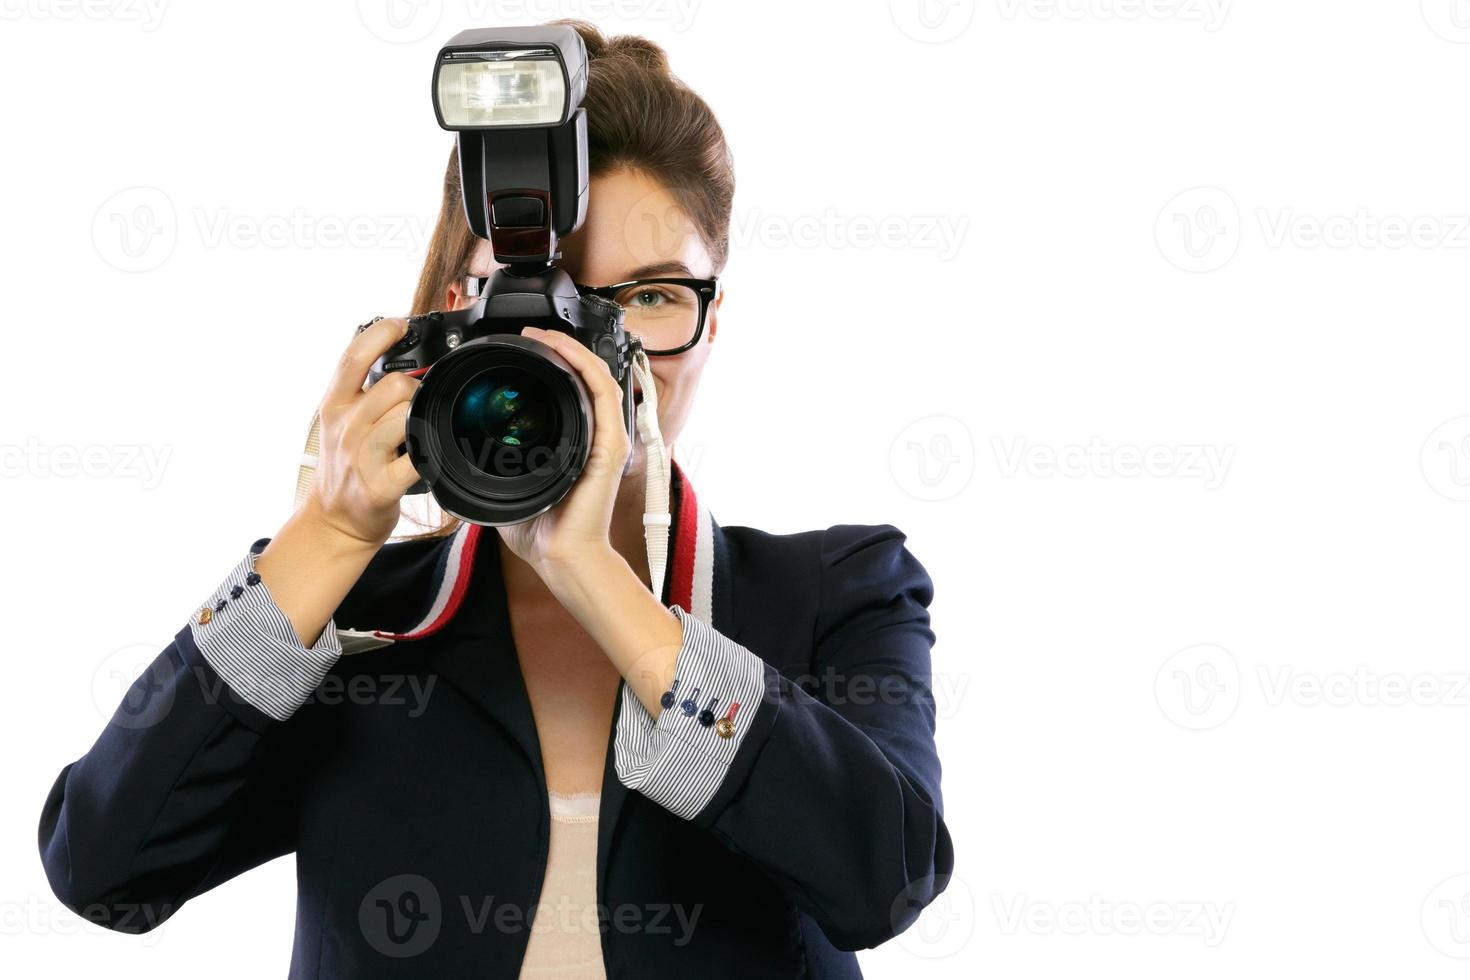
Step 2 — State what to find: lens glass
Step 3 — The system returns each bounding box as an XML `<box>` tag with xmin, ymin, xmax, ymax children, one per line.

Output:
<box><xmin>450</xmin><ymin>367</ymin><xmax>561</xmax><ymax>478</ymax></box>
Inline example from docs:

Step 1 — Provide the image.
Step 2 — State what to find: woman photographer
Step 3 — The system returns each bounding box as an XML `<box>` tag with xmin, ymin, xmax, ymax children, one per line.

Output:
<box><xmin>38</xmin><ymin>20</ymin><xmax>952</xmax><ymax>979</ymax></box>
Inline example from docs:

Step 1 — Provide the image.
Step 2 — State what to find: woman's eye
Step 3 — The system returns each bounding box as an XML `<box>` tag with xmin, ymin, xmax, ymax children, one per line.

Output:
<box><xmin>628</xmin><ymin>289</ymin><xmax>665</xmax><ymax>308</ymax></box>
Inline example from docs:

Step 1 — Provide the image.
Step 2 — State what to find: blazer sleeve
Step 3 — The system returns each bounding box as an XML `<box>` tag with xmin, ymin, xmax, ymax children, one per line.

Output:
<box><xmin>612</xmin><ymin>523</ymin><xmax>953</xmax><ymax>951</ymax></box>
<box><xmin>36</xmin><ymin>538</ymin><xmax>340</xmax><ymax>932</ymax></box>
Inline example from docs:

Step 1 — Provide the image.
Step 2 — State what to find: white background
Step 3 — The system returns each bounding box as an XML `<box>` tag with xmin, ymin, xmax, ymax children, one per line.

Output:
<box><xmin>4</xmin><ymin>0</ymin><xmax>1470</xmax><ymax>977</ymax></box>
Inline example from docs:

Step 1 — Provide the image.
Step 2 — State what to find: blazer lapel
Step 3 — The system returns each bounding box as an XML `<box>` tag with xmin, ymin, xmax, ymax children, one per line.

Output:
<box><xmin>336</xmin><ymin>459</ymin><xmax>736</xmax><ymax>898</ymax></box>
<box><xmin>595</xmin><ymin>460</ymin><xmax>738</xmax><ymax>895</ymax></box>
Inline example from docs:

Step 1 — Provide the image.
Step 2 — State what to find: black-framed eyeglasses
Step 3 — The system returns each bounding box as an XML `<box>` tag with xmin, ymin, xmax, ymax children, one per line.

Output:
<box><xmin>465</xmin><ymin>275</ymin><xmax>718</xmax><ymax>357</ymax></box>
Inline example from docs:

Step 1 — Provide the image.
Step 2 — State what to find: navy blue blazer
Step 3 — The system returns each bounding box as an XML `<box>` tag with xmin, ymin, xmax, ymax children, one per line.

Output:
<box><xmin>38</xmin><ymin>478</ymin><xmax>953</xmax><ymax>977</ymax></box>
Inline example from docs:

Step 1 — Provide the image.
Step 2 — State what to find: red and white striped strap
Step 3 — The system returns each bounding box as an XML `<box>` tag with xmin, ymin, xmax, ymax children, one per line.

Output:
<box><xmin>373</xmin><ymin>460</ymin><xmax>710</xmax><ymax>642</ymax></box>
<box><xmin>667</xmin><ymin>461</ymin><xmax>713</xmax><ymax>625</ymax></box>
<box><xmin>372</xmin><ymin>520</ymin><xmax>483</xmax><ymax>641</ymax></box>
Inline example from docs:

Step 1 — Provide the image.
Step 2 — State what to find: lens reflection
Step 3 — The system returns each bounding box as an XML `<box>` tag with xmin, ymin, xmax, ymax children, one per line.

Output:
<box><xmin>450</xmin><ymin>368</ymin><xmax>559</xmax><ymax>478</ymax></box>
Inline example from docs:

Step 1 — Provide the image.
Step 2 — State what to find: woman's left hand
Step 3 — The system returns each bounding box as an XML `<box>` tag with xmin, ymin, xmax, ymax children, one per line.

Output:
<box><xmin>495</xmin><ymin>325</ymin><xmax>633</xmax><ymax>578</ymax></box>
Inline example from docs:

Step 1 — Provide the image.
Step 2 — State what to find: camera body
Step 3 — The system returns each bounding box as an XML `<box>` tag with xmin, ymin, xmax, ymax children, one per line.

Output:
<box><xmin>366</xmin><ymin>264</ymin><xmax>636</xmax><ymax>525</ymax></box>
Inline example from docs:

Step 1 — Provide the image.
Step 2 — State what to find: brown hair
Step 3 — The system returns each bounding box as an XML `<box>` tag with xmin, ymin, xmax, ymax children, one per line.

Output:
<box><xmin>398</xmin><ymin>19</ymin><xmax>735</xmax><ymax>540</ymax></box>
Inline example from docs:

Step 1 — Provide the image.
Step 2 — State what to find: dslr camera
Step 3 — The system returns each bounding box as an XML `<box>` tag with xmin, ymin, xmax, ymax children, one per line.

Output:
<box><xmin>367</xmin><ymin>25</ymin><xmax>638</xmax><ymax>526</ymax></box>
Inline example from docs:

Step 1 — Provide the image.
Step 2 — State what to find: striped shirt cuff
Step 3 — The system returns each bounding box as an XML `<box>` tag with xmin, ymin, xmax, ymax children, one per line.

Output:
<box><xmin>186</xmin><ymin>541</ymin><xmax>342</xmax><ymax>722</ymax></box>
<box><xmin>613</xmin><ymin>604</ymin><xmax>766</xmax><ymax>819</ymax></box>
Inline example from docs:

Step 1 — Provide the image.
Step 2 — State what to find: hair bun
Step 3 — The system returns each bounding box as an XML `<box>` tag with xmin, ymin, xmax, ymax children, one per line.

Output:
<box><xmin>555</xmin><ymin>19</ymin><xmax>671</xmax><ymax>74</ymax></box>
<box><xmin>602</xmin><ymin>35</ymin><xmax>670</xmax><ymax>73</ymax></box>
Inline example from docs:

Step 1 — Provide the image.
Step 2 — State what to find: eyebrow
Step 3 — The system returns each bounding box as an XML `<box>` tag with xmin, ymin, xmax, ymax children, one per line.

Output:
<box><xmin>619</xmin><ymin>261</ymin><xmax>696</xmax><ymax>280</ymax></box>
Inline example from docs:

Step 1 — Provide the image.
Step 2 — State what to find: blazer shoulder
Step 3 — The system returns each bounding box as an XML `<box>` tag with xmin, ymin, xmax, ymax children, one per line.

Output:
<box><xmin>721</xmin><ymin>521</ymin><xmax>931</xmax><ymax>599</ymax></box>
<box><xmin>817</xmin><ymin>523</ymin><xmax>934</xmax><ymax>607</ymax></box>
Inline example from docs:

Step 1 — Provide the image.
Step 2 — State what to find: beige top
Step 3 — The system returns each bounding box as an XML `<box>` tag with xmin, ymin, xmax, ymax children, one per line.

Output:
<box><xmin>518</xmin><ymin>790</ymin><xmax>607</xmax><ymax>980</ymax></box>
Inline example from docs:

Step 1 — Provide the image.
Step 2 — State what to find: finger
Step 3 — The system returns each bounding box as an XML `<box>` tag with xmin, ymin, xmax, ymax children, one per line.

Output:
<box><xmin>385</xmin><ymin>451</ymin><xmax>423</xmax><ymax>495</ymax></box>
<box><xmin>523</xmin><ymin>327</ymin><xmax>629</xmax><ymax>473</ymax></box>
<box><xmin>357</xmin><ymin>404</ymin><xmax>419</xmax><ymax>502</ymax></box>
<box><xmin>354</xmin><ymin>370</ymin><xmax>421</xmax><ymax>431</ymax></box>
<box><xmin>522</xmin><ymin>326</ymin><xmax>623</xmax><ymax>401</ymax></box>
<box><xmin>324</xmin><ymin>316</ymin><xmax>409</xmax><ymax>410</ymax></box>
<box><xmin>363</xmin><ymin>400</ymin><xmax>412</xmax><ymax>466</ymax></box>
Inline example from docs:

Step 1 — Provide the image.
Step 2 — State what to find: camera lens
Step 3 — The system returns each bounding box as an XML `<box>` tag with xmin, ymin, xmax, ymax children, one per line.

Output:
<box><xmin>404</xmin><ymin>335</ymin><xmax>593</xmax><ymax>526</ymax></box>
<box><xmin>450</xmin><ymin>368</ymin><xmax>559</xmax><ymax>477</ymax></box>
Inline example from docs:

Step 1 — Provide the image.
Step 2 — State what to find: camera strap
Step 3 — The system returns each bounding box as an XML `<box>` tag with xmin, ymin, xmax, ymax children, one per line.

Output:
<box><xmin>631</xmin><ymin>343</ymin><xmax>672</xmax><ymax>602</ymax></box>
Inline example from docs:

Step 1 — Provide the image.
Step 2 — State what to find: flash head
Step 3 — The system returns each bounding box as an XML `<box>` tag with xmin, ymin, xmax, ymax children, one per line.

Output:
<box><xmin>432</xmin><ymin>25</ymin><xmax>588</xmax><ymax>130</ymax></box>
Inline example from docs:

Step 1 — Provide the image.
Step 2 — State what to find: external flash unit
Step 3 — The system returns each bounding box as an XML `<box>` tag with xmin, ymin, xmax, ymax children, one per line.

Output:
<box><xmin>364</xmin><ymin>25</ymin><xmax>636</xmax><ymax>527</ymax></box>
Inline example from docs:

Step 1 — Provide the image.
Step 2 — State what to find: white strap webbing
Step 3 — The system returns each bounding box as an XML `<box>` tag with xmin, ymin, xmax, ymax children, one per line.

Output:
<box><xmin>631</xmin><ymin>343</ymin><xmax>671</xmax><ymax>602</ymax></box>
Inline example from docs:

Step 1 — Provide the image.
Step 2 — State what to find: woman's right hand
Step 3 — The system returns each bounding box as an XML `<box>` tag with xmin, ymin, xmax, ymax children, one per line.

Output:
<box><xmin>302</xmin><ymin>316</ymin><xmax>424</xmax><ymax>549</ymax></box>
<box><xmin>249</xmin><ymin>317</ymin><xmax>425</xmax><ymax>649</ymax></box>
